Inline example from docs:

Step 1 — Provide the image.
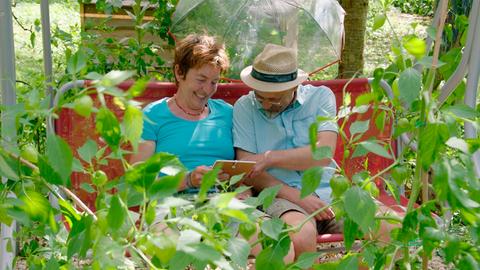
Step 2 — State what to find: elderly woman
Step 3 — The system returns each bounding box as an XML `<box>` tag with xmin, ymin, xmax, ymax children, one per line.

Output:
<box><xmin>130</xmin><ymin>34</ymin><xmax>233</xmax><ymax>191</ymax></box>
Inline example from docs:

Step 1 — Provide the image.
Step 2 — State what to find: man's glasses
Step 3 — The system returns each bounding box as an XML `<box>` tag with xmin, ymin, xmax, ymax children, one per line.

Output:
<box><xmin>254</xmin><ymin>91</ymin><xmax>294</xmax><ymax>106</ymax></box>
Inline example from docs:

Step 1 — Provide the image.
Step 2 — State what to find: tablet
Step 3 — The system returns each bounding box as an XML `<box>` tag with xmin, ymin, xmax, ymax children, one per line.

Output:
<box><xmin>213</xmin><ymin>160</ymin><xmax>256</xmax><ymax>176</ymax></box>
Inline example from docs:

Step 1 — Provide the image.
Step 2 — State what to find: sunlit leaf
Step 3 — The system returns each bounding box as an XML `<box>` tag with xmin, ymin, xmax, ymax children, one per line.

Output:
<box><xmin>403</xmin><ymin>36</ymin><xmax>426</xmax><ymax>58</ymax></box>
<box><xmin>373</xmin><ymin>14</ymin><xmax>386</xmax><ymax>31</ymax></box>
<box><xmin>123</xmin><ymin>105</ymin><xmax>143</xmax><ymax>151</ymax></box>
<box><xmin>96</xmin><ymin>107</ymin><xmax>122</xmax><ymax>151</ymax></box>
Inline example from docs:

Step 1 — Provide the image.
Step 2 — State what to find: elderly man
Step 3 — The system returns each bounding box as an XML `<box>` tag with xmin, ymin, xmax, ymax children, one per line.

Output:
<box><xmin>233</xmin><ymin>44</ymin><xmax>341</xmax><ymax>259</ymax></box>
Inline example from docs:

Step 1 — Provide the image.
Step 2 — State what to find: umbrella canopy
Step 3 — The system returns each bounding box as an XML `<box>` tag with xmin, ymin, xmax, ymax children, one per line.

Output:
<box><xmin>171</xmin><ymin>0</ymin><xmax>345</xmax><ymax>78</ymax></box>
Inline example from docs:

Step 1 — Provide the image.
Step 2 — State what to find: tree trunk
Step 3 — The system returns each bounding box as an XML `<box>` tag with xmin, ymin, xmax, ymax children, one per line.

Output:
<box><xmin>338</xmin><ymin>0</ymin><xmax>369</xmax><ymax>79</ymax></box>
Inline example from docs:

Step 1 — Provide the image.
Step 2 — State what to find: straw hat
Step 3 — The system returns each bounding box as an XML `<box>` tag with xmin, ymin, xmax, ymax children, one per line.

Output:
<box><xmin>240</xmin><ymin>44</ymin><xmax>308</xmax><ymax>92</ymax></box>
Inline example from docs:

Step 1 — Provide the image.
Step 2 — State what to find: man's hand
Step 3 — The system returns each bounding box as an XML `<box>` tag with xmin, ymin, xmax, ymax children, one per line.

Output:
<box><xmin>240</xmin><ymin>151</ymin><xmax>272</xmax><ymax>177</ymax></box>
<box><xmin>296</xmin><ymin>195</ymin><xmax>335</xmax><ymax>221</ymax></box>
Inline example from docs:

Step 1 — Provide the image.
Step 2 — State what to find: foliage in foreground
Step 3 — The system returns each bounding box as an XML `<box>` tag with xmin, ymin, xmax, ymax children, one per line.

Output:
<box><xmin>1</xmin><ymin>0</ymin><xmax>479</xmax><ymax>269</ymax></box>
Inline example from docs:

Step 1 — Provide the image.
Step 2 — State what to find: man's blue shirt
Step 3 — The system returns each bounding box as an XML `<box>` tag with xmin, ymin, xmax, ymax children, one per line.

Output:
<box><xmin>233</xmin><ymin>84</ymin><xmax>338</xmax><ymax>203</ymax></box>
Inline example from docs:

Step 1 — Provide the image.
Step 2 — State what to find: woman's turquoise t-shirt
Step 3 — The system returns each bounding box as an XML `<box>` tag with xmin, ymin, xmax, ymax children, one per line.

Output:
<box><xmin>141</xmin><ymin>98</ymin><xmax>235</xmax><ymax>171</ymax></box>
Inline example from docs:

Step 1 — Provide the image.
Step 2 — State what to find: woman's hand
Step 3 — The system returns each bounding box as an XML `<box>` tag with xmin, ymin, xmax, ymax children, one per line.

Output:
<box><xmin>187</xmin><ymin>166</ymin><xmax>230</xmax><ymax>188</ymax></box>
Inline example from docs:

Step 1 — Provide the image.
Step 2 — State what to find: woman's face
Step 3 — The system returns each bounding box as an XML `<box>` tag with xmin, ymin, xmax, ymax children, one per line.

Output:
<box><xmin>175</xmin><ymin>63</ymin><xmax>221</xmax><ymax>110</ymax></box>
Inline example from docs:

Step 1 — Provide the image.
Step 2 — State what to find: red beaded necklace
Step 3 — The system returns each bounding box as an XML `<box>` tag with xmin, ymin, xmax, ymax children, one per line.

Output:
<box><xmin>173</xmin><ymin>96</ymin><xmax>206</xmax><ymax>116</ymax></box>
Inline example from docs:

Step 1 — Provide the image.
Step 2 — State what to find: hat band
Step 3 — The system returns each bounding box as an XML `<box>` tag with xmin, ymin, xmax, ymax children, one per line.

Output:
<box><xmin>251</xmin><ymin>68</ymin><xmax>297</xmax><ymax>83</ymax></box>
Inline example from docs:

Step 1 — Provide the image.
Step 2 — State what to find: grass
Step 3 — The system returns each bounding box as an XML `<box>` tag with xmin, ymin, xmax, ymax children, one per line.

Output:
<box><xmin>12</xmin><ymin>1</ymin><xmax>80</xmax><ymax>92</ymax></box>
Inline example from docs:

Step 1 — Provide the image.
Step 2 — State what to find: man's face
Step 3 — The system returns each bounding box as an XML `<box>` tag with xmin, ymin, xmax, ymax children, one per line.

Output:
<box><xmin>254</xmin><ymin>87</ymin><xmax>296</xmax><ymax>115</ymax></box>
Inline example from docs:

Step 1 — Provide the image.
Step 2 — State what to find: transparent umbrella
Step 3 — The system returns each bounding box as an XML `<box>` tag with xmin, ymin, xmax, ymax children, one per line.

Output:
<box><xmin>171</xmin><ymin>0</ymin><xmax>345</xmax><ymax>79</ymax></box>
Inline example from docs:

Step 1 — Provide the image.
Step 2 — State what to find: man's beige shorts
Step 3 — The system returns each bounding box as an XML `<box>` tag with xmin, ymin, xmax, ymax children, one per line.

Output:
<box><xmin>265</xmin><ymin>198</ymin><xmax>343</xmax><ymax>234</ymax></box>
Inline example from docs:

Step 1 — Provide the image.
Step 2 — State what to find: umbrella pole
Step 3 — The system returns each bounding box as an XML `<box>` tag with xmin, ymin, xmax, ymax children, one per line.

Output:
<box><xmin>0</xmin><ymin>0</ymin><xmax>18</xmax><ymax>268</ymax></box>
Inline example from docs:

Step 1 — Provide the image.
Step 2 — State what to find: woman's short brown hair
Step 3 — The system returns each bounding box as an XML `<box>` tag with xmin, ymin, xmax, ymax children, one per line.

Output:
<box><xmin>173</xmin><ymin>34</ymin><xmax>229</xmax><ymax>82</ymax></box>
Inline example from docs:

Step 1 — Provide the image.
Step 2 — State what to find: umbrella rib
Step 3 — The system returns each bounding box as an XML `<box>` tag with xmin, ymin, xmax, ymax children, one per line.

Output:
<box><xmin>172</xmin><ymin>0</ymin><xmax>207</xmax><ymax>27</ymax></box>
<box><xmin>222</xmin><ymin>0</ymin><xmax>252</xmax><ymax>38</ymax></box>
<box><xmin>296</xmin><ymin>4</ymin><xmax>340</xmax><ymax>59</ymax></box>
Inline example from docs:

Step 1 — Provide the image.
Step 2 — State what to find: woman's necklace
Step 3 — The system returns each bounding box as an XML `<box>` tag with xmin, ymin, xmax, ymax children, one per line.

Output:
<box><xmin>173</xmin><ymin>96</ymin><xmax>206</xmax><ymax>116</ymax></box>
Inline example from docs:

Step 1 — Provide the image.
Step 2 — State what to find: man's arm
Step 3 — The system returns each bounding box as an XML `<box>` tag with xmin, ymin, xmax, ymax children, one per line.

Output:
<box><xmin>242</xmin><ymin>131</ymin><xmax>337</xmax><ymax>176</ymax></box>
<box><xmin>236</xmin><ymin>148</ymin><xmax>335</xmax><ymax>220</ymax></box>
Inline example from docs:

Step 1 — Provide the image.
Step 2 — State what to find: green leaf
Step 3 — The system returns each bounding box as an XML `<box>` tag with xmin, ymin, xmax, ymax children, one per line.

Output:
<box><xmin>442</xmin><ymin>104</ymin><xmax>480</xmax><ymax>120</ymax></box>
<box><xmin>375</xmin><ymin>111</ymin><xmax>386</xmax><ymax>132</ymax></box>
<box><xmin>349</xmin><ymin>120</ymin><xmax>370</xmax><ymax>137</ymax></box>
<box><xmin>256</xmin><ymin>246</ymin><xmax>285</xmax><ymax>270</ymax></box>
<box><xmin>343</xmin><ymin>218</ymin><xmax>361</xmax><ymax>251</ymax></box>
<box><xmin>312</xmin><ymin>146</ymin><xmax>332</xmax><ymax>160</ymax></box>
<box><xmin>77</xmin><ymin>139</ymin><xmax>97</xmax><ymax>163</ymax></box>
<box><xmin>107</xmin><ymin>195</ymin><xmax>126</xmax><ymax>231</ymax></box>
<box><xmin>343</xmin><ymin>186</ymin><xmax>376</xmax><ymax>233</ymax></box>
<box><xmin>145</xmin><ymin>201</ymin><xmax>157</xmax><ymax>225</ymax></box>
<box><xmin>44</xmin><ymin>135</ymin><xmax>73</xmax><ymax>185</ymax></box>
<box><xmin>309</xmin><ymin>122</ymin><xmax>318</xmax><ymax>151</ymax></box>
<box><xmin>398</xmin><ymin>68</ymin><xmax>422</xmax><ymax>107</ymax></box>
<box><xmin>221</xmin><ymin>209</ymin><xmax>250</xmax><ymax>222</ymax></box>
<box><xmin>301</xmin><ymin>167</ymin><xmax>323</xmax><ymax>198</ymax></box>
<box><xmin>419</xmin><ymin>123</ymin><xmax>449</xmax><ymax>170</ymax></box>
<box><xmin>96</xmin><ymin>107</ymin><xmax>122</xmax><ymax>151</ymax></box>
<box><xmin>228</xmin><ymin>238</ymin><xmax>250</xmax><ymax>269</ymax></box>
<box><xmin>355</xmin><ymin>93</ymin><xmax>374</xmax><ymax>106</ymax></box>
<box><xmin>67</xmin><ymin>50</ymin><xmax>87</xmax><ymax>74</ymax></box>
<box><xmin>229</xmin><ymin>174</ymin><xmax>244</xmax><ymax>186</ymax></box>
<box><xmin>80</xmin><ymin>183</ymin><xmax>95</xmax><ymax>194</ymax></box>
<box><xmin>338</xmin><ymin>254</ymin><xmax>359</xmax><ymax>270</ymax></box>
<box><xmin>257</xmin><ymin>184</ymin><xmax>282</xmax><ymax>209</ymax></box>
<box><xmin>288</xmin><ymin>252</ymin><xmax>319</xmax><ymax>269</ymax></box>
<box><xmin>101</xmin><ymin>70</ymin><xmax>136</xmax><ymax>86</ymax></box>
<box><xmin>123</xmin><ymin>105</ymin><xmax>143</xmax><ymax>152</ymax></box>
<box><xmin>150</xmin><ymin>234</ymin><xmax>177</xmax><ymax>265</ymax></box>
<box><xmin>445</xmin><ymin>137</ymin><xmax>469</xmax><ymax>154</ymax></box>
<box><xmin>403</xmin><ymin>36</ymin><xmax>426</xmax><ymax>58</ymax></box>
<box><xmin>198</xmin><ymin>165</ymin><xmax>221</xmax><ymax>202</ymax></box>
<box><xmin>357</xmin><ymin>141</ymin><xmax>392</xmax><ymax>159</ymax></box>
<box><xmin>0</xmin><ymin>151</ymin><xmax>20</xmax><ymax>180</ymax></box>
<box><xmin>127</xmin><ymin>77</ymin><xmax>149</xmax><ymax>97</ymax></box>
<box><xmin>261</xmin><ymin>217</ymin><xmax>284</xmax><ymax>240</ymax></box>
<box><xmin>125</xmin><ymin>152</ymin><xmax>184</xmax><ymax>191</ymax></box>
<box><xmin>372</xmin><ymin>14</ymin><xmax>386</xmax><ymax>31</ymax></box>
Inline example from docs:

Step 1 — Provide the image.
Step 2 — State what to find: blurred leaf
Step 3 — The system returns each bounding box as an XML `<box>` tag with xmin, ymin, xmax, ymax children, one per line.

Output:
<box><xmin>442</xmin><ymin>104</ymin><xmax>480</xmax><ymax>120</ymax></box>
<box><xmin>288</xmin><ymin>252</ymin><xmax>319</xmax><ymax>269</ymax></box>
<box><xmin>107</xmin><ymin>195</ymin><xmax>126</xmax><ymax>231</ymax></box>
<box><xmin>77</xmin><ymin>139</ymin><xmax>97</xmax><ymax>164</ymax></box>
<box><xmin>80</xmin><ymin>183</ymin><xmax>95</xmax><ymax>194</ymax></box>
<box><xmin>127</xmin><ymin>77</ymin><xmax>149</xmax><ymax>97</ymax></box>
<box><xmin>42</xmin><ymin>135</ymin><xmax>73</xmax><ymax>185</ymax></box>
<box><xmin>228</xmin><ymin>238</ymin><xmax>250</xmax><ymax>269</ymax></box>
<box><xmin>301</xmin><ymin>167</ymin><xmax>323</xmax><ymax>198</ymax></box>
<box><xmin>123</xmin><ymin>105</ymin><xmax>143</xmax><ymax>151</ymax></box>
<box><xmin>338</xmin><ymin>254</ymin><xmax>359</xmax><ymax>270</ymax></box>
<box><xmin>403</xmin><ymin>36</ymin><xmax>426</xmax><ymax>58</ymax></box>
<box><xmin>446</xmin><ymin>137</ymin><xmax>469</xmax><ymax>154</ymax></box>
<box><xmin>261</xmin><ymin>217</ymin><xmax>284</xmax><ymax>240</ymax></box>
<box><xmin>375</xmin><ymin>111</ymin><xmax>386</xmax><ymax>132</ymax></box>
<box><xmin>221</xmin><ymin>209</ymin><xmax>250</xmax><ymax>222</ymax></box>
<box><xmin>96</xmin><ymin>107</ymin><xmax>122</xmax><ymax>151</ymax></box>
<box><xmin>357</xmin><ymin>141</ymin><xmax>392</xmax><ymax>159</ymax></box>
<box><xmin>0</xmin><ymin>150</ymin><xmax>20</xmax><ymax>180</ymax></box>
<box><xmin>350</xmin><ymin>120</ymin><xmax>370</xmax><ymax>137</ymax></box>
<box><xmin>419</xmin><ymin>123</ymin><xmax>449</xmax><ymax>170</ymax></box>
<box><xmin>101</xmin><ymin>70</ymin><xmax>136</xmax><ymax>86</ymax></box>
<box><xmin>312</xmin><ymin>146</ymin><xmax>332</xmax><ymax>160</ymax></box>
<box><xmin>145</xmin><ymin>201</ymin><xmax>157</xmax><ymax>225</ymax></box>
<box><xmin>343</xmin><ymin>186</ymin><xmax>376</xmax><ymax>233</ymax></box>
<box><xmin>373</xmin><ymin>14</ymin><xmax>386</xmax><ymax>31</ymax></box>
<box><xmin>398</xmin><ymin>68</ymin><xmax>422</xmax><ymax>107</ymax></box>
<box><xmin>343</xmin><ymin>218</ymin><xmax>361</xmax><ymax>251</ymax></box>
<box><xmin>257</xmin><ymin>184</ymin><xmax>282</xmax><ymax>209</ymax></box>
<box><xmin>198</xmin><ymin>165</ymin><xmax>221</xmax><ymax>202</ymax></box>
<box><xmin>256</xmin><ymin>246</ymin><xmax>285</xmax><ymax>270</ymax></box>
<box><xmin>309</xmin><ymin>122</ymin><xmax>318</xmax><ymax>151</ymax></box>
<box><xmin>67</xmin><ymin>50</ymin><xmax>87</xmax><ymax>74</ymax></box>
